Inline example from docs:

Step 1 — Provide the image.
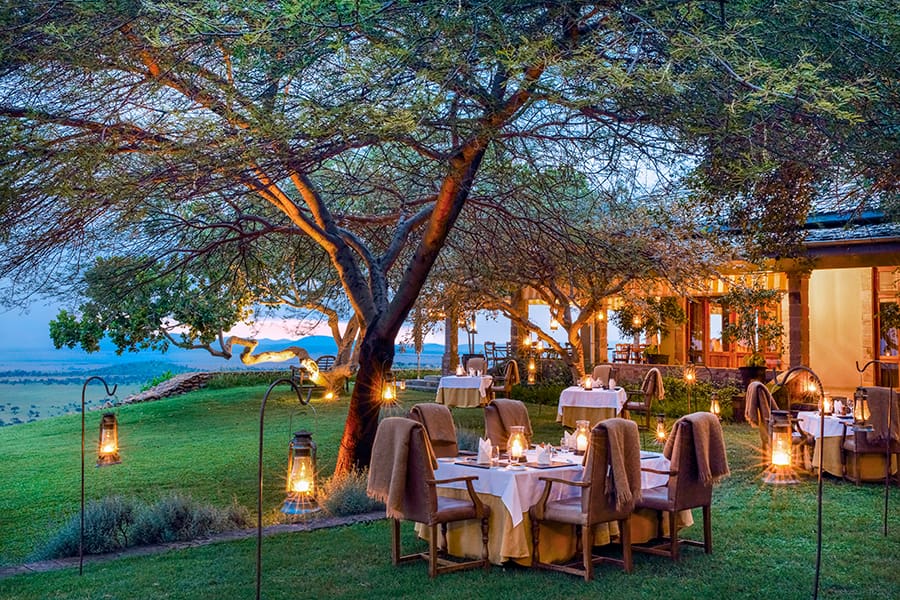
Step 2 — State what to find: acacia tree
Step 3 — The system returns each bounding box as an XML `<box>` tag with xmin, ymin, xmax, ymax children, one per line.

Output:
<box><xmin>0</xmin><ymin>2</ymin><xmax>891</xmax><ymax>474</ymax></box>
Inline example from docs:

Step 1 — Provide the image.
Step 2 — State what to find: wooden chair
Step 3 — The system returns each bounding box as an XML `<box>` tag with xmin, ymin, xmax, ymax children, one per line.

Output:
<box><xmin>367</xmin><ymin>418</ymin><xmax>490</xmax><ymax>577</ymax></box>
<box><xmin>483</xmin><ymin>398</ymin><xmax>532</xmax><ymax>452</ymax></box>
<box><xmin>408</xmin><ymin>403</ymin><xmax>459</xmax><ymax>459</ymax></box>
<box><xmin>591</xmin><ymin>364</ymin><xmax>616</xmax><ymax>388</ymax></box>
<box><xmin>841</xmin><ymin>386</ymin><xmax>900</xmax><ymax>484</ymax></box>
<box><xmin>613</xmin><ymin>344</ymin><xmax>631</xmax><ymax>363</ymax></box>
<box><xmin>530</xmin><ymin>418</ymin><xmax>640</xmax><ymax>580</ymax></box>
<box><xmin>634</xmin><ymin>413</ymin><xmax>729</xmax><ymax>561</ymax></box>
<box><xmin>465</xmin><ymin>356</ymin><xmax>487</xmax><ymax>375</ymax></box>
<box><xmin>623</xmin><ymin>368</ymin><xmax>663</xmax><ymax>430</ymax></box>
<box><xmin>488</xmin><ymin>359</ymin><xmax>520</xmax><ymax>401</ymax></box>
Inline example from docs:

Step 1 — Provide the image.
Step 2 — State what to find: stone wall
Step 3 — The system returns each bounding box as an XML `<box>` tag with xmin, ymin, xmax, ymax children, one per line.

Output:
<box><xmin>121</xmin><ymin>372</ymin><xmax>216</xmax><ymax>405</ymax></box>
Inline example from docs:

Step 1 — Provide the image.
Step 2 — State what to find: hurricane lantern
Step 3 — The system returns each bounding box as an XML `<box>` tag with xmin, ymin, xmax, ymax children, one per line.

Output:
<box><xmin>709</xmin><ymin>392</ymin><xmax>721</xmax><ymax>419</ymax></box>
<box><xmin>381</xmin><ymin>372</ymin><xmax>397</xmax><ymax>403</ymax></box>
<box><xmin>282</xmin><ymin>430</ymin><xmax>320</xmax><ymax>514</ymax></box>
<box><xmin>582</xmin><ymin>375</ymin><xmax>593</xmax><ymax>390</ymax></box>
<box><xmin>764</xmin><ymin>410</ymin><xmax>798</xmax><ymax>484</ymax></box>
<box><xmin>508</xmin><ymin>426</ymin><xmax>527</xmax><ymax>463</ymax></box>
<box><xmin>96</xmin><ymin>412</ymin><xmax>121</xmax><ymax>466</ymax></box>
<box><xmin>398</xmin><ymin>379</ymin><xmax>407</xmax><ymax>391</ymax></box>
<box><xmin>574</xmin><ymin>420</ymin><xmax>591</xmax><ymax>455</ymax></box>
<box><xmin>853</xmin><ymin>388</ymin><xmax>870</xmax><ymax>425</ymax></box>
<box><xmin>684</xmin><ymin>364</ymin><xmax>696</xmax><ymax>385</ymax></box>
<box><xmin>549</xmin><ymin>316</ymin><xmax>559</xmax><ymax>331</ymax></box>
<box><xmin>527</xmin><ymin>371</ymin><xmax>536</xmax><ymax>385</ymax></box>
<box><xmin>654</xmin><ymin>414</ymin><xmax>668</xmax><ymax>445</ymax></box>
<box><xmin>821</xmin><ymin>393</ymin><xmax>833</xmax><ymax>416</ymax></box>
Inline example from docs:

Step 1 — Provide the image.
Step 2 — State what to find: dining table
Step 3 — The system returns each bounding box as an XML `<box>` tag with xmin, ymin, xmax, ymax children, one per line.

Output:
<box><xmin>795</xmin><ymin>411</ymin><xmax>855</xmax><ymax>476</ymax></box>
<box><xmin>556</xmin><ymin>386</ymin><xmax>627</xmax><ymax>428</ymax></box>
<box><xmin>419</xmin><ymin>448</ymin><xmax>692</xmax><ymax>566</ymax></box>
<box><xmin>435</xmin><ymin>375</ymin><xmax>493</xmax><ymax>408</ymax></box>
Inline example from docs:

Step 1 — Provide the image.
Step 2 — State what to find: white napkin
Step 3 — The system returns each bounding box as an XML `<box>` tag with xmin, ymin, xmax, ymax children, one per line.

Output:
<box><xmin>608</xmin><ymin>378</ymin><xmax>616</xmax><ymax>389</ymax></box>
<box><xmin>563</xmin><ymin>430</ymin><xmax>575</xmax><ymax>450</ymax></box>
<box><xmin>477</xmin><ymin>437</ymin><xmax>492</xmax><ymax>464</ymax></box>
<box><xmin>478</xmin><ymin>375</ymin><xmax>492</xmax><ymax>398</ymax></box>
<box><xmin>537</xmin><ymin>445</ymin><xmax>551</xmax><ymax>465</ymax></box>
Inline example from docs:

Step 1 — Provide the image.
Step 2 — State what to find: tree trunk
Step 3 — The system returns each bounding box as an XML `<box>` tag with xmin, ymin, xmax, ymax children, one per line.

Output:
<box><xmin>333</xmin><ymin>329</ymin><xmax>395</xmax><ymax>475</ymax></box>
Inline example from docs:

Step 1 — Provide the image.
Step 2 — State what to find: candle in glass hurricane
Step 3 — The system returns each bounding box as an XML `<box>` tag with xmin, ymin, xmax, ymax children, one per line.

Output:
<box><xmin>508</xmin><ymin>426</ymin><xmax>527</xmax><ymax>463</ymax></box>
<box><xmin>574</xmin><ymin>420</ymin><xmax>590</xmax><ymax>455</ymax></box>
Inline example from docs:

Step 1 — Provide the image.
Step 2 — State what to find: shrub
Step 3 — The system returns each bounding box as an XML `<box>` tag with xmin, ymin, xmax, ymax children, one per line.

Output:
<box><xmin>32</xmin><ymin>496</ymin><xmax>137</xmax><ymax>560</ymax></box>
<box><xmin>321</xmin><ymin>469</ymin><xmax>384</xmax><ymax>517</ymax></box>
<box><xmin>456</xmin><ymin>426</ymin><xmax>481</xmax><ymax>452</ymax></box>
<box><xmin>32</xmin><ymin>494</ymin><xmax>249</xmax><ymax>559</ymax></box>
<box><xmin>141</xmin><ymin>370</ymin><xmax>176</xmax><ymax>391</ymax></box>
<box><xmin>130</xmin><ymin>493</ymin><xmax>245</xmax><ymax>545</ymax></box>
<box><xmin>206</xmin><ymin>370</ymin><xmax>293</xmax><ymax>389</ymax></box>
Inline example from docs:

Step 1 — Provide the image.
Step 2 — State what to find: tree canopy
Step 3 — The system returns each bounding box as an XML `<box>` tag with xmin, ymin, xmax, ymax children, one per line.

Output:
<box><xmin>0</xmin><ymin>1</ymin><xmax>895</xmax><ymax>472</ymax></box>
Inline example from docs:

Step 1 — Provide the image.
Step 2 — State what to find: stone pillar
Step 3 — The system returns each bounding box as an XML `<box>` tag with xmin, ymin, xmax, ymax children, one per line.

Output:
<box><xmin>787</xmin><ymin>271</ymin><xmax>811</xmax><ymax>367</ymax></box>
<box><xmin>594</xmin><ymin>314</ymin><xmax>608</xmax><ymax>364</ymax></box>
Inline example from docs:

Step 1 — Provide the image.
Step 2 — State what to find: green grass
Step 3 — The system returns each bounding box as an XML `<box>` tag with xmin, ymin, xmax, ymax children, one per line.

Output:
<box><xmin>1</xmin><ymin>387</ymin><xmax>899</xmax><ymax>599</ymax></box>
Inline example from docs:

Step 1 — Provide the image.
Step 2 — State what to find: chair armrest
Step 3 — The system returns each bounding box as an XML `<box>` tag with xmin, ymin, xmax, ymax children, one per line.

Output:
<box><xmin>533</xmin><ymin>476</ymin><xmax>588</xmax><ymax>519</ymax></box>
<box><xmin>430</xmin><ymin>475</ymin><xmax>478</xmax><ymax>486</ymax></box>
<box><xmin>538</xmin><ymin>475</ymin><xmax>589</xmax><ymax>488</ymax></box>
<box><xmin>640</xmin><ymin>467</ymin><xmax>676</xmax><ymax>476</ymax></box>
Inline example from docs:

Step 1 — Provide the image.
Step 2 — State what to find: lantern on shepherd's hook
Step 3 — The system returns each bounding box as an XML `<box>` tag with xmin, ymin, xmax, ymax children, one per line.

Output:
<box><xmin>282</xmin><ymin>430</ymin><xmax>319</xmax><ymax>515</ymax></box>
<box><xmin>709</xmin><ymin>392</ymin><xmax>721</xmax><ymax>420</ymax></box>
<box><xmin>655</xmin><ymin>414</ymin><xmax>668</xmax><ymax>445</ymax></box>
<box><xmin>381</xmin><ymin>371</ymin><xmax>398</xmax><ymax>403</ymax></box>
<box><xmin>763</xmin><ymin>410</ymin><xmax>799</xmax><ymax>485</ymax></box>
<box><xmin>97</xmin><ymin>412</ymin><xmax>121</xmax><ymax>466</ymax></box>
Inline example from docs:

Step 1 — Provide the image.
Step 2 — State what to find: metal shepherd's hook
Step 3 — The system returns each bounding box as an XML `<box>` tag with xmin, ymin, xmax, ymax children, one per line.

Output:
<box><xmin>257</xmin><ymin>367</ymin><xmax>313</xmax><ymax>600</ymax></box>
<box><xmin>855</xmin><ymin>360</ymin><xmax>895</xmax><ymax>538</ymax></box>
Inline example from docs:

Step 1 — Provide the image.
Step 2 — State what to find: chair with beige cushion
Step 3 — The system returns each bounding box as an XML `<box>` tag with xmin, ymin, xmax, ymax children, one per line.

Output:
<box><xmin>488</xmin><ymin>359</ymin><xmax>520</xmax><ymax>401</ymax></box>
<box><xmin>408</xmin><ymin>403</ymin><xmax>459</xmax><ymax>459</ymax></box>
<box><xmin>483</xmin><ymin>398</ymin><xmax>532</xmax><ymax>452</ymax></box>
<box><xmin>623</xmin><ymin>368</ymin><xmax>663</xmax><ymax>430</ymax></box>
<box><xmin>591</xmin><ymin>364</ymin><xmax>616</xmax><ymax>388</ymax></box>
<box><xmin>634</xmin><ymin>412</ymin><xmax>729</xmax><ymax>562</ymax></box>
<box><xmin>841</xmin><ymin>386</ymin><xmax>900</xmax><ymax>484</ymax></box>
<box><xmin>530</xmin><ymin>418</ymin><xmax>641</xmax><ymax>581</ymax></box>
<box><xmin>366</xmin><ymin>417</ymin><xmax>490</xmax><ymax>577</ymax></box>
<box><xmin>465</xmin><ymin>356</ymin><xmax>487</xmax><ymax>375</ymax></box>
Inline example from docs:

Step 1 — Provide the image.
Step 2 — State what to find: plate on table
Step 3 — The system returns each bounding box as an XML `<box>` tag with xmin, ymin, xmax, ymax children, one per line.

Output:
<box><xmin>437</xmin><ymin>457</ymin><xmax>455</xmax><ymax>463</ymax></box>
<box><xmin>454</xmin><ymin>458</ymin><xmax>492</xmax><ymax>469</ymax></box>
<box><xmin>505</xmin><ymin>464</ymin><xmax>526</xmax><ymax>471</ymax></box>
<box><xmin>523</xmin><ymin>461</ymin><xmax>574</xmax><ymax>469</ymax></box>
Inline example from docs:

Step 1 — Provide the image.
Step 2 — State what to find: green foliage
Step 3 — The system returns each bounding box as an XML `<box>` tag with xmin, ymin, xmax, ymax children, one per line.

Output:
<box><xmin>878</xmin><ymin>301</ymin><xmax>900</xmax><ymax>353</ymax></box>
<box><xmin>141</xmin><ymin>370</ymin><xmax>176</xmax><ymax>392</ymax></box>
<box><xmin>31</xmin><ymin>496</ymin><xmax>137</xmax><ymax>560</ymax></box>
<box><xmin>320</xmin><ymin>469</ymin><xmax>384</xmax><ymax>517</ymax></box>
<box><xmin>455</xmin><ymin>427</ymin><xmax>481</xmax><ymax>453</ymax></box>
<box><xmin>719</xmin><ymin>285</ymin><xmax>785</xmax><ymax>366</ymax></box>
<box><xmin>512</xmin><ymin>383</ymin><xmax>567</xmax><ymax>408</ymax></box>
<box><xmin>33</xmin><ymin>494</ymin><xmax>249</xmax><ymax>560</ymax></box>
<box><xmin>611</xmin><ymin>297</ymin><xmax>687</xmax><ymax>342</ymax></box>
<box><xmin>204</xmin><ymin>370</ymin><xmax>293</xmax><ymax>389</ymax></box>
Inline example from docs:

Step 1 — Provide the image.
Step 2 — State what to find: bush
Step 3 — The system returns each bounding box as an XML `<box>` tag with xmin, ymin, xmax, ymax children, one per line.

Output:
<box><xmin>206</xmin><ymin>370</ymin><xmax>293</xmax><ymax>390</ymax></box>
<box><xmin>32</xmin><ymin>496</ymin><xmax>137</xmax><ymax>560</ymax></box>
<box><xmin>456</xmin><ymin>426</ymin><xmax>481</xmax><ymax>452</ymax></box>
<box><xmin>321</xmin><ymin>469</ymin><xmax>384</xmax><ymax>517</ymax></box>
<box><xmin>141</xmin><ymin>370</ymin><xmax>176</xmax><ymax>391</ymax></box>
<box><xmin>32</xmin><ymin>494</ymin><xmax>248</xmax><ymax>559</ymax></box>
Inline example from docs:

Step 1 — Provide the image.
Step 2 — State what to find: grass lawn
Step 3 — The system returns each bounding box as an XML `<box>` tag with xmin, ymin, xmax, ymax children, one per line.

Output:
<box><xmin>1</xmin><ymin>385</ymin><xmax>898</xmax><ymax>599</ymax></box>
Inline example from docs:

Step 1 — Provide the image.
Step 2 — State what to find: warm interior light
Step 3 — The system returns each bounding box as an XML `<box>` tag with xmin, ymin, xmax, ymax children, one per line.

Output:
<box><xmin>684</xmin><ymin>364</ymin><xmax>696</xmax><ymax>384</ymax></box>
<box><xmin>655</xmin><ymin>415</ymin><xmax>667</xmax><ymax>444</ymax></box>
<box><xmin>549</xmin><ymin>317</ymin><xmax>559</xmax><ymax>330</ymax></box>
<box><xmin>528</xmin><ymin>358</ymin><xmax>536</xmax><ymax>371</ymax></box>
<box><xmin>324</xmin><ymin>391</ymin><xmax>334</xmax><ymax>400</ymax></box>
<box><xmin>596</xmin><ymin>311</ymin><xmax>605</xmax><ymax>322</ymax></box>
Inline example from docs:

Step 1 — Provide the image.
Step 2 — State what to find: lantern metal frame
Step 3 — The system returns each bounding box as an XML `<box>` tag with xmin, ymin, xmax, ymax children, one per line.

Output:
<box><xmin>257</xmin><ymin>367</ymin><xmax>314</xmax><ymax>600</ymax></box>
<box><xmin>763</xmin><ymin>410</ymin><xmax>799</xmax><ymax>485</ymax></box>
<box><xmin>282</xmin><ymin>429</ymin><xmax>320</xmax><ymax>515</ymax></box>
<box><xmin>79</xmin><ymin>376</ymin><xmax>118</xmax><ymax>576</ymax></box>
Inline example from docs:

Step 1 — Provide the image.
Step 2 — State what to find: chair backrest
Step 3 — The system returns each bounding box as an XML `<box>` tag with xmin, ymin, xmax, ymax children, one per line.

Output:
<box><xmin>368</xmin><ymin>417</ymin><xmax>438</xmax><ymax>523</ymax></box>
<box><xmin>408</xmin><ymin>403</ymin><xmax>459</xmax><ymax>458</ymax></box>
<box><xmin>315</xmin><ymin>355</ymin><xmax>336</xmax><ymax>372</ymax></box>
<box><xmin>466</xmin><ymin>356</ymin><xmax>487</xmax><ymax>374</ymax></box>
<box><xmin>859</xmin><ymin>386</ymin><xmax>900</xmax><ymax>445</ymax></box>
<box><xmin>483</xmin><ymin>398</ymin><xmax>532</xmax><ymax>451</ymax></box>
<box><xmin>642</xmin><ymin>368</ymin><xmax>662</xmax><ymax>397</ymax></box>
<box><xmin>591</xmin><ymin>364</ymin><xmax>615</xmax><ymax>387</ymax></box>
<box><xmin>667</xmin><ymin>415</ymin><xmax>720</xmax><ymax>510</ymax></box>
<box><xmin>582</xmin><ymin>418</ymin><xmax>640</xmax><ymax>522</ymax></box>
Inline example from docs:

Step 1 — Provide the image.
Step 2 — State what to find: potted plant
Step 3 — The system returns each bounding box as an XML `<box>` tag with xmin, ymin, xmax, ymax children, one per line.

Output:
<box><xmin>719</xmin><ymin>285</ymin><xmax>784</xmax><ymax>388</ymax></box>
<box><xmin>612</xmin><ymin>297</ymin><xmax>686</xmax><ymax>365</ymax></box>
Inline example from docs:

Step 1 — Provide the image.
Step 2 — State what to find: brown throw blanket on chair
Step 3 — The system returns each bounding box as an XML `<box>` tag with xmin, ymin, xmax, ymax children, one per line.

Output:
<box><xmin>664</xmin><ymin>412</ymin><xmax>730</xmax><ymax>485</ymax></box>
<box><xmin>599</xmin><ymin>418</ymin><xmax>642</xmax><ymax>511</ymax></box>
<box><xmin>645</xmin><ymin>368</ymin><xmax>665</xmax><ymax>401</ymax></box>
<box><xmin>744</xmin><ymin>381</ymin><xmax>775</xmax><ymax>427</ymax></box>
<box><xmin>492</xmin><ymin>398</ymin><xmax>533</xmax><ymax>441</ymax></box>
<box><xmin>366</xmin><ymin>417</ymin><xmax>436</xmax><ymax>519</ymax></box>
<box><xmin>861</xmin><ymin>386</ymin><xmax>900</xmax><ymax>445</ymax></box>
<box><xmin>409</xmin><ymin>403</ymin><xmax>457</xmax><ymax>446</ymax></box>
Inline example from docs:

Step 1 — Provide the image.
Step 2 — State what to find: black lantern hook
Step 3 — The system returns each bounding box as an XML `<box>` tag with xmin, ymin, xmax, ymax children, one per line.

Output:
<box><xmin>80</xmin><ymin>376</ymin><xmax>118</xmax><ymax>576</ymax></box>
<box><xmin>854</xmin><ymin>360</ymin><xmax>895</xmax><ymax>538</ymax></box>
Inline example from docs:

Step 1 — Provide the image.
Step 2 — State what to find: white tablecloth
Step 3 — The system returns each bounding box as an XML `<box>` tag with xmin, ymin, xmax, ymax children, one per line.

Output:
<box><xmin>436</xmin><ymin>449</ymin><xmax>671</xmax><ymax>528</ymax></box>
<box><xmin>556</xmin><ymin>386</ymin><xmax>627</xmax><ymax>420</ymax></box>
<box><xmin>796</xmin><ymin>411</ymin><xmax>854</xmax><ymax>439</ymax></box>
<box><xmin>438</xmin><ymin>375</ymin><xmax>492</xmax><ymax>394</ymax></box>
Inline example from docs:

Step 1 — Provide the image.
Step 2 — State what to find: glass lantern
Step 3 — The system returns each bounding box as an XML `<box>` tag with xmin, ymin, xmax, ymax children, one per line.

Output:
<box><xmin>709</xmin><ymin>392</ymin><xmax>721</xmax><ymax>419</ymax></box>
<box><xmin>763</xmin><ymin>410</ymin><xmax>798</xmax><ymax>484</ymax></box>
<box><xmin>654</xmin><ymin>414</ymin><xmax>668</xmax><ymax>446</ymax></box>
<box><xmin>574</xmin><ymin>420</ymin><xmax>591</xmax><ymax>456</ymax></box>
<box><xmin>853</xmin><ymin>388</ymin><xmax>870</xmax><ymax>425</ymax></box>
<box><xmin>821</xmin><ymin>392</ymin><xmax>833</xmax><ymax>416</ymax></box>
<box><xmin>96</xmin><ymin>412</ymin><xmax>121</xmax><ymax>466</ymax></box>
<box><xmin>549</xmin><ymin>316</ymin><xmax>559</xmax><ymax>331</ymax></box>
<box><xmin>283</xmin><ymin>430</ymin><xmax>320</xmax><ymax>514</ymax></box>
<box><xmin>507</xmin><ymin>425</ymin><xmax>527</xmax><ymax>464</ymax></box>
<box><xmin>582</xmin><ymin>374</ymin><xmax>593</xmax><ymax>390</ymax></box>
<box><xmin>455</xmin><ymin>362</ymin><xmax>465</xmax><ymax>376</ymax></box>
<box><xmin>381</xmin><ymin>372</ymin><xmax>397</xmax><ymax>403</ymax></box>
